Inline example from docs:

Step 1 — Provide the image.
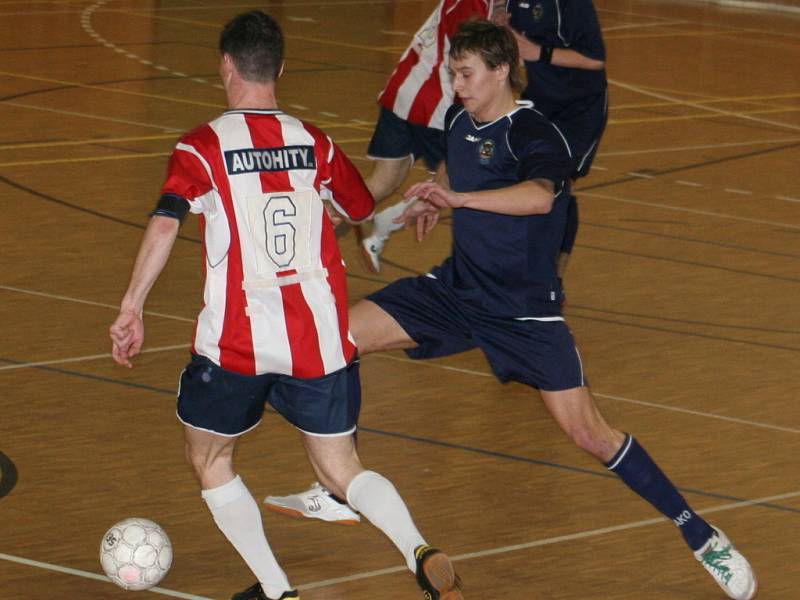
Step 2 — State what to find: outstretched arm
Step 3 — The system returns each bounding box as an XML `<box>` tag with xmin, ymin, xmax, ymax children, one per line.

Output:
<box><xmin>406</xmin><ymin>178</ymin><xmax>555</xmax><ymax>216</ymax></box>
<box><xmin>109</xmin><ymin>215</ymin><xmax>180</xmax><ymax>367</ymax></box>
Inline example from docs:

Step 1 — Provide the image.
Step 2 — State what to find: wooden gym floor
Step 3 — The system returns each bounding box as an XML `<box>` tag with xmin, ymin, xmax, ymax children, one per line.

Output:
<box><xmin>0</xmin><ymin>1</ymin><xmax>799</xmax><ymax>598</ymax></box>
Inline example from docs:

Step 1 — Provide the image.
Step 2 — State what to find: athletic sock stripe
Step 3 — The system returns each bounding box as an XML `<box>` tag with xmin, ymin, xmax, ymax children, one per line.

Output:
<box><xmin>606</xmin><ymin>434</ymin><xmax>633</xmax><ymax>471</ymax></box>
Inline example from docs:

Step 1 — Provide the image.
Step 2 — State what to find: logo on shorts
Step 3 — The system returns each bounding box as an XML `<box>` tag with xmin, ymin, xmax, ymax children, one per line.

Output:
<box><xmin>532</xmin><ymin>3</ymin><xmax>545</xmax><ymax>21</ymax></box>
<box><xmin>478</xmin><ymin>139</ymin><xmax>495</xmax><ymax>164</ymax></box>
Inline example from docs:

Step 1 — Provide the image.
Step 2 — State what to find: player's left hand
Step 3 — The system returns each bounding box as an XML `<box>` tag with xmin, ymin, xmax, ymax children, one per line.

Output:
<box><xmin>109</xmin><ymin>310</ymin><xmax>144</xmax><ymax>368</ymax></box>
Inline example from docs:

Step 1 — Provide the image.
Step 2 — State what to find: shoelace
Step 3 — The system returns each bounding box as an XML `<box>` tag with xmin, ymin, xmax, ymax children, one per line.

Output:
<box><xmin>702</xmin><ymin>544</ymin><xmax>734</xmax><ymax>584</ymax></box>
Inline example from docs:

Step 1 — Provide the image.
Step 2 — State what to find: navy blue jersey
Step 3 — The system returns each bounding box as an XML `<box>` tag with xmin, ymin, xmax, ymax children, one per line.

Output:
<box><xmin>507</xmin><ymin>0</ymin><xmax>607</xmax><ymax>107</ymax></box>
<box><xmin>437</xmin><ymin>102</ymin><xmax>572</xmax><ymax>317</ymax></box>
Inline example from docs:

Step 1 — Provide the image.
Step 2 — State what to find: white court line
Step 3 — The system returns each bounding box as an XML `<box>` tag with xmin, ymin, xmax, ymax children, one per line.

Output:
<box><xmin>0</xmin><ymin>553</ymin><xmax>212</xmax><ymax>600</ymax></box>
<box><xmin>0</xmin><ymin>343</ymin><xmax>190</xmax><ymax>371</ymax></box>
<box><xmin>676</xmin><ymin>180</ymin><xmax>704</xmax><ymax>187</ymax></box>
<box><xmin>299</xmin><ymin>488</ymin><xmax>800</xmax><ymax>590</ymax></box>
<box><xmin>2</xmin><ymin>283</ymin><xmax>796</xmax><ymax>435</ymax></box>
<box><xmin>679</xmin><ymin>0</ymin><xmax>800</xmax><ymax>16</ymax></box>
<box><xmin>598</xmin><ymin>136</ymin><xmax>800</xmax><ymax>156</ymax></box>
<box><xmin>3</xmin><ymin>486</ymin><xmax>797</xmax><ymax>596</ymax></box>
<box><xmin>0</xmin><ymin>100</ymin><xmax>183</xmax><ymax>132</ymax></box>
<box><xmin>609</xmin><ymin>78</ymin><xmax>800</xmax><ymax>133</ymax></box>
<box><xmin>370</xmin><ymin>353</ymin><xmax>800</xmax><ymax>435</ymax></box>
<box><xmin>603</xmin><ymin>19</ymin><xmax>687</xmax><ymax>32</ymax></box>
<box><xmin>0</xmin><ymin>284</ymin><xmax>194</xmax><ymax>321</ymax></box>
<box><xmin>724</xmin><ymin>188</ymin><xmax>753</xmax><ymax>195</ymax></box>
<box><xmin>580</xmin><ymin>190</ymin><xmax>800</xmax><ymax>231</ymax></box>
<box><xmin>594</xmin><ymin>392</ymin><xmax>800</xmax><ymax>435</ymax></box>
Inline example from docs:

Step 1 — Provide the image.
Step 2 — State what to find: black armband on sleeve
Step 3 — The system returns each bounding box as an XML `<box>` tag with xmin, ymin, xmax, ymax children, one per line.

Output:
<box><xmin>539</xmin><ymin>45</ymin><xmax>554</xmax><ymax>65</ymax></box>
<box><xmin>151</xmin><ymin>193</ymin><xmax>190</xmax><ymax>222</ymax></box>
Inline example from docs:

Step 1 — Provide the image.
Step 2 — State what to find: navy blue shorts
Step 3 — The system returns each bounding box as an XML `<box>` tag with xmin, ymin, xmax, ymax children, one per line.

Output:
<box><xmin>367</xmin><ymin>106</ymin><xmax>445</xmax><ymax>172</ymax></box>
<box><xmin>368</xmin><ymin>275</ymin><xmax>586</xmax><ymax>391</ymax></box>
<box><xmin>176</xmin><ymin>355</ymin><xmax>361</xmax><ymax>437</ymax></box>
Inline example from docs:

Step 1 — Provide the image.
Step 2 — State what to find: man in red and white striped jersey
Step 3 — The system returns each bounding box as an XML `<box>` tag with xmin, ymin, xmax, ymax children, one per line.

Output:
<box><xmin>356</xmin><ymin>0</ymin><xmax>494</xmax><ymax>273</ymax></box>
<box><xmin>109</xmin><ymin>11</ymin><xmax>461</xmax><ymax>600</ymax></box>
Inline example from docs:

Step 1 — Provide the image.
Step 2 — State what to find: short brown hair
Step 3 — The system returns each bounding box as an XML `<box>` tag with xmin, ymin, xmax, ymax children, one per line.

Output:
<box><xmin>449</xmin><ymin>20</ymin><xmax>522</xmax><ymax>92</ymax></box>
<box><xmin>219</xmin><ymin>11</ymin><xmax>284</xmax><ymax>83</ymax></box>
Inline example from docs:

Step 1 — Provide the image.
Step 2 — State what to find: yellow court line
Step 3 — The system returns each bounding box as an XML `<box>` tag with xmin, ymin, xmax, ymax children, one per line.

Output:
<box><xmin>610</xmin><ymin>105</ymin><xmax>800</xmax><ymax>126</ymax></box>
<box><xmin>114</xmin><ymin>9</ymin><xmax>403</xmax><ymax>54</ymax></box>
<box><xmin>0</xmin><ymin>152</ymin><xmax>171</xmax><ymax>168</ymax></box>
<box><xmin>0</xmin><ymin>70</ymin><xmax>225</xmax><ymax>109</ymax></box>
<box><xmin>0</xmin><ymin>137</ymin><xmax>372</xmax><ymax>168</ymax></box>
<box><xmin>0</xmin><ymin>130</ymin><xmax>369</xmax><ymax>152</ymax></box>
<box><xmin>0</xmin><ymin>133</ymin><xmax>178</xmax><ymax>151</ymax></box>
<box><xmin>605</xmin><ymin>29</ymin><xmax>733</xmax><ymax>41</ymax></box>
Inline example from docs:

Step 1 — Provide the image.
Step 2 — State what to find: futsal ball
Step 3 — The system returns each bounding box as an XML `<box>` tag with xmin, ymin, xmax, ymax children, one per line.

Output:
<box><xmin>100</xmin><ymin>518</ymin><xmax>172</xmax><ymax>590</ymax></box>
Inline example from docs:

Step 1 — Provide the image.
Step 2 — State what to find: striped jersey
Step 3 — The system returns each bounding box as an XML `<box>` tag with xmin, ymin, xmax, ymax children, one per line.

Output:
<box><xmin>161</xmin><ymin>109</ymin><xmax>374</xmax><ymax>378</ymax></box>
<box><xmin>377</xmin><ymin>0</ymin><xmax>491</xmax><ymax>130</ymax></box>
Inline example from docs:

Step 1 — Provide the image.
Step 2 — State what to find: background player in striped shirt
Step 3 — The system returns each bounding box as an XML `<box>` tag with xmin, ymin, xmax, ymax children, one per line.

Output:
<box><xmin>109</xmin><ymin>11</ymin><xmax>461</xmax><ymax>600</ymax></box>
<box><xmin>355</xmin><ymin>0</ymin><xmax>494</xmax><ymax>273</ymax></box>
<box><xmin>267</xmin><ymin>20</ymin><xmax>757</xmax><ymax>600</ymax></box>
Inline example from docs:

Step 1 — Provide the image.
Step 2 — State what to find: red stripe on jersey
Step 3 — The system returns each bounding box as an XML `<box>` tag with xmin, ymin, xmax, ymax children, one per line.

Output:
<box><xmin>407</xmin><ymin>65</ymin><xmax>443</xmax><ymax>126</ymax></box>
<box><xmin>245</xmin><ymin>113</ymin><xmax>325</xmax><ymax>377</ymax></box>
<box><xmin>190</xmin><ymin>125</ymin><xmax>256</xmax><ymax>374</ymax></box>
<box><xmin>322</xmin><ymin>220</ymin><xmax>356</xmax><ymax>364</ymax></box>
<box><xmin>378</xmin><ymin>48</ymin><xmax>421</xmax><ymax>113</ymax></box>
<box><xmin>302</xmin><ymin>122</ymin><xmax>374</xmax><ymax>222</ymax></box>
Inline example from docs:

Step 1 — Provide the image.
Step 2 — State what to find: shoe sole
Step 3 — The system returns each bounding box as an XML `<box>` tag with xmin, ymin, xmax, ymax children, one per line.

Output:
<box><xmin>262</xmin><ymin>502</ymin><xmax>361</xmax><ymax>526</ymax></box>
<box><xmin>422</xmin><ymin>552</ymin><xmax>463</xmax><ymax>599</ymax></box>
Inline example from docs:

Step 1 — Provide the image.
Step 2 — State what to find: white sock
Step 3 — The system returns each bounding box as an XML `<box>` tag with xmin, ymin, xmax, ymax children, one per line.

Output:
<box><xmin>346</xmin><ymin>470</ymin><xmax>426</xmax><ymax>572</ymax></box>
<box><xmin>202</xmin><ymin>476</ymin><xmax>291</xmax><ymax>599</ymax></box>
<box><xmin>372</xmin><ymin>198</ymin><xmax>416</xmax><ymax>240</ymax></box>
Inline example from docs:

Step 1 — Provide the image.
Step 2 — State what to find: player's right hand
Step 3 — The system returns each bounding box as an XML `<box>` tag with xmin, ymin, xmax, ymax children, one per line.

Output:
<box><xmin>396</xmin><ymin>198</ymin><xmax>440</xmax><ymax>242</ymax></box>
<box><xmin>109</xmin><ymin>310</ymin><xmax>144</xmax><ymax>368</ymax></box>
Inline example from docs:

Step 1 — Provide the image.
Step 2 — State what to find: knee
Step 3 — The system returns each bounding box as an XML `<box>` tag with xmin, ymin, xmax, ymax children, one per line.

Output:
<box><xmin>184</xmin><ymin>442</ymin><xmax>232</xmax><ymax>485</ymax></box>
<box><xmin>566</xmin><ymin>425</ymin><xmax>621</xmax><ymax>461</ymax></box>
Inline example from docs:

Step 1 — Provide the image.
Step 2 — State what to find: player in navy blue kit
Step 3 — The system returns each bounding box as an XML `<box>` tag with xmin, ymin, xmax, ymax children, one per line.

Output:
<box><xmin>265</xmin><ymin>20</ymin><xmax>757</xmax><ymax>600</ymax></box>
<box><xmin>396</xmin><ymin>20</ymin><xmax>756</xmax><ymax>600</ymax></box>
<box><xmin>497</xmin><ymin>0</ymin><xmax>608</xmax><ymax>284</ymax></box>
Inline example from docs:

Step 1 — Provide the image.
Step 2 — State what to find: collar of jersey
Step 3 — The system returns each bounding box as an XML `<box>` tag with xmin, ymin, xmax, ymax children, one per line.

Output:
<box><xmin>468</xmin><ymin>100</ymin><xmax>534</xmax><ymax>130</ymax></box>
<box><xmin>223</xmin><ymin>108</ymin><xmax>283</xmax><ymax>115</ymax></box>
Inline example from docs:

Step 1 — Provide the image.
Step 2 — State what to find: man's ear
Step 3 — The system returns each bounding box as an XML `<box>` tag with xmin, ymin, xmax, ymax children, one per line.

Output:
<box><xmin>277</xmin><ymin>60</ymin><xmax>285</xmax><ymax>79</ymax></box>
<box><xmin>220</xmin><ymin>53</ymin><xmax>235</xmax><ymax>87</ymax></box>
<box><xmin>496</xmin><ymin>62</ymin><xmax>510</xmax><ymax>83</ymax></box>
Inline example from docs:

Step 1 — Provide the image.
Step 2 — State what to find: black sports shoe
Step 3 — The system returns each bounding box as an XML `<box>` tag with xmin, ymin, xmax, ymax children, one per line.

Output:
<box><xmin>231</xmin><ymin>583</ymin><xmax>299</xmax><ymax>600</ymax></box>
<box><xmin>414</xmin><ymin>545</ymin><xmax>462</xmax><ymax>600</ymax></box>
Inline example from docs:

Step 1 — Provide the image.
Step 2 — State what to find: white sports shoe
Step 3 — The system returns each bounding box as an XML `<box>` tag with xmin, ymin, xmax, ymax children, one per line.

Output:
<box><xmin>359</xmin><ymin>233</ymin><xmax>384</xmax><ymax>274</ymax></box>
<box><xmin>694</xmin><ymin>527</ymin><xmax>757</xmax><ymax>600</ymax></box>
<box><xmin>263</xmin><ymin>482</ymin><xmax>361</xmax><ymax>525</ymax></box>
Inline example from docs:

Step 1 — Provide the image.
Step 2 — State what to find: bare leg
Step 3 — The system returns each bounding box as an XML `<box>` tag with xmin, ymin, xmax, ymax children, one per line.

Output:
<box><xmin>301</xmin><ymin>432</ymin><xmax>426</xmax><ymax>572</ymax></box>
<box><xmin>184</xmin><ymin>426</ymin><xmax>292</xmax><ymax>598</ymax></box>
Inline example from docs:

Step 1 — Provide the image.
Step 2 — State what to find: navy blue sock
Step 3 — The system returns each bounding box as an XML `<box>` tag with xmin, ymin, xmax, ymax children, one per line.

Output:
<box><xmin>606</xmin><ymin>434</ymin><xmax>714</xmax><ymax>551</ymax></box>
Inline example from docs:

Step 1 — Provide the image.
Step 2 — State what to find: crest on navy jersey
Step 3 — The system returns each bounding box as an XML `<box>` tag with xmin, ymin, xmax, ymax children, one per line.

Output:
<box><xmin>478</xmin><ymin>139</ymin><xmax>495</xmax><ymax>164</ymax></box>
<box><xmin>532</xmin><ymin>2</ymin><xmax>544</xmax><ymax>21</ymax></box>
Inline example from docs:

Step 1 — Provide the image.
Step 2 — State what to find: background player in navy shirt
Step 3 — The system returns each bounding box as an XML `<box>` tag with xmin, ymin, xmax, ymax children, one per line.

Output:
<box><xmin>498</xmin><ymin>0</ymin><xmax>608</xmax><ymax>286</ymax></box>
<box><xmin>268</xmin><ymin>19</ymin><xmax>757</xmax><ymax>600</ymax></box>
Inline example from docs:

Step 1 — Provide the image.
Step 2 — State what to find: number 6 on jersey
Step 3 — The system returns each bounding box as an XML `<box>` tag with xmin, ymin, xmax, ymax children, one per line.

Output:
<box><xmin>247</xmin><ymin>190</ymin><xmax>314</xmax><ymax>275</ymax></box>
